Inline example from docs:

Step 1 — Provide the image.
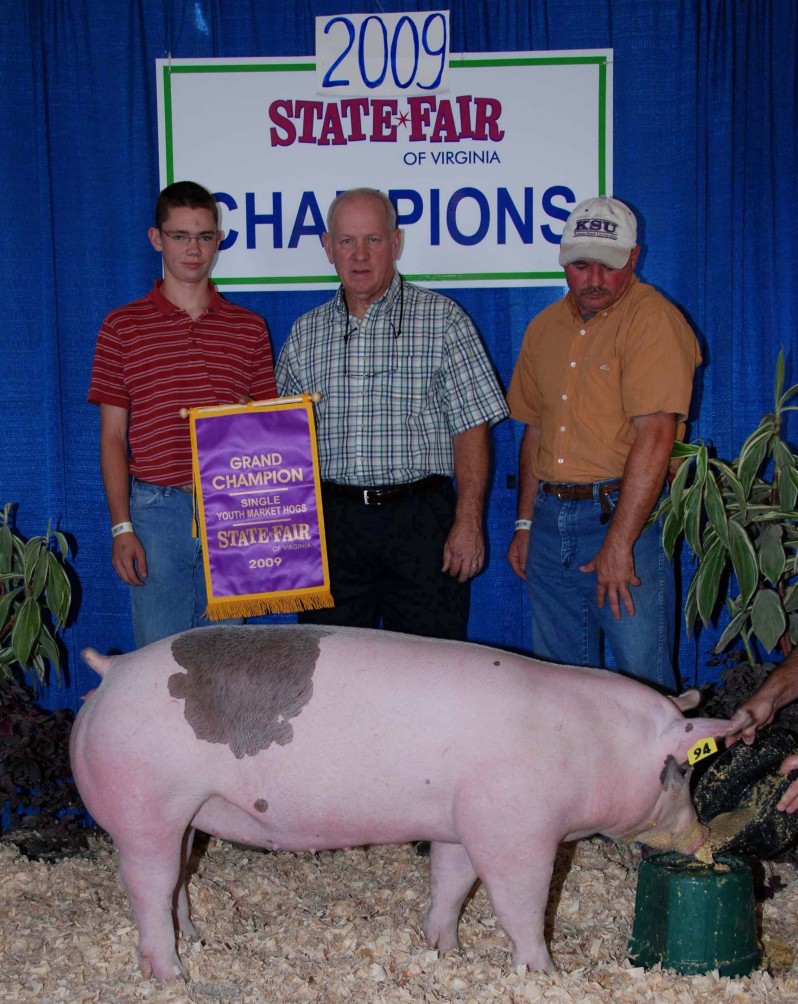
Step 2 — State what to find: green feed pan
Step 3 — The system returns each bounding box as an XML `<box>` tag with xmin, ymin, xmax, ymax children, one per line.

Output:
<box><xmin>628</xmin><ymin>852</ymin><xmax>761</xmax><ymax>976</ymax></box>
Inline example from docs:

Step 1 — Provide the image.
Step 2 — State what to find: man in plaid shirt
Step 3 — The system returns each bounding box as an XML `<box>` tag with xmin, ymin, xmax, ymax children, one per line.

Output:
<box><xmin>276</xmin><ymin>188</ymin><xmax>507</xmax><ymax>640</ymax></box>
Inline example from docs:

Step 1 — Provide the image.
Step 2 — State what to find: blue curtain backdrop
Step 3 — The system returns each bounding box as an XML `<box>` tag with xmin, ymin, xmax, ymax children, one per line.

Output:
<box><xmin>2</xmin><ymin>0</ymin><xmax>796</xmax><ymax>711</ymax></box>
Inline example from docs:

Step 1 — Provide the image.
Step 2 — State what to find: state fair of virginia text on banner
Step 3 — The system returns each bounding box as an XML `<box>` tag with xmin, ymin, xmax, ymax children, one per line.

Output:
<box><xmin>189</xmin><ymin>396</ymin><xmax>333</xmax><ymax>618</ymax></box>
<box><xmin>156</xmin><ymin>49</ymin><xmax>612</xmax><ymax>291</ymax></box>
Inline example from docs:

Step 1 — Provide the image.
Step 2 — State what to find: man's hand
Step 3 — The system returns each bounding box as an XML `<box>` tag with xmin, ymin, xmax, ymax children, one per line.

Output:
<box><xmin>727</xmin><ymin>651</ymin><xmax>798</xmax><ymax>746</ymax></box>
<box><xmin>580</xmin><ymin>539</ymin><xmax>640</xmax><ymax>619</ymax></box>
<box><xmin>443</xmin><ymin>518</ymin><xmax>484</xmax><ymax>583</ymax></box>
<box><xmin>777</xmin><ymin>758</ymin><xmax>798</xmax><ymax>813</ymax></box>
<box><xmin>579</xmin><ymin>412</ymin><xmax>677</xmax><ymax>620</ymax></box>
<box><xmin>112</xmin><ymin>532</ymin><xmax>148</xmax><ymax>586</ymax></box>
<box><xmin>506</xmin><ymin>529</ymin><xmax>530</xmax><ymax>580</ymax></box>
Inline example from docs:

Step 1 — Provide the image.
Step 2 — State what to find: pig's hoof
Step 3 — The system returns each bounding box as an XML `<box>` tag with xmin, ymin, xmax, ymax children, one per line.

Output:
<box><xmin>139</xmin><ymin>954</ymin><xmax>188</xmax><ymax>983</ymax></box>
<box><xmin>181</xmin><ymin>920</ymin><xmax>201</xmax><ymax>943</ymax></box>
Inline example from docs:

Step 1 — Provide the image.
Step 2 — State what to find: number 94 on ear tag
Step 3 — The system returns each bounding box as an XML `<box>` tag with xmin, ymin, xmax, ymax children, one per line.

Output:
<box><xmin>688</xmin><ymin>737</ymin><xmax>718</xmax><ymax>765</ymax></box>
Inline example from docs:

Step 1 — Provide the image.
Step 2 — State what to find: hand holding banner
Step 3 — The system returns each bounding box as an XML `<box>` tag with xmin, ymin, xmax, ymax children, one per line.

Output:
<box><xmin>189</xmin><ymin>395</ymin><xmax>333</xmax><ymax>618</ymax></box>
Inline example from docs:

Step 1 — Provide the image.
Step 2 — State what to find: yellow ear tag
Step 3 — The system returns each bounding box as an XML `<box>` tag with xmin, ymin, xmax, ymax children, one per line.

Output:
<box><xmin>688</xmin><ymin>737</ymin><xmax>718</xmax><ymax>765</ymax></box>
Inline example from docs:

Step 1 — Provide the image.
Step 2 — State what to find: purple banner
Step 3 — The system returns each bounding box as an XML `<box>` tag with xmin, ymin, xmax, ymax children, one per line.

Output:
<box><xmin>192</xmin><ymin>400</ymin><xmax>330</xmax><ymax>614</ymax></box>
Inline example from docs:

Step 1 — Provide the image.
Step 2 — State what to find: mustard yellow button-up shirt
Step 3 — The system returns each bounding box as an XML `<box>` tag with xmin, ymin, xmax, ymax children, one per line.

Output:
<box><xmin>507</xmin><ymin>276</ymin><xmax>701</xmax><ymax>483</ymax></box>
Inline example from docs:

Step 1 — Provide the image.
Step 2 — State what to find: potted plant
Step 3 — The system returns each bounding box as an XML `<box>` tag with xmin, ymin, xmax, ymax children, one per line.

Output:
<box><xmin>0</xmin><ymin>502</ymin><xmax>85</xmax><ymax>858</ymax></box>
<box><xmin>654</xmin><ymin>349</ymin><xmax>798</xmax><ymax>715</ymax></box>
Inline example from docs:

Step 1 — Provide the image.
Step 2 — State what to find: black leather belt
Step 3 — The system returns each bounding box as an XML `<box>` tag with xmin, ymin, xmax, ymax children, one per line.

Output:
<box><xmin>322</xmin><ymin>475</ymin><xmax>448</xmax><ymax>506</ymax></box>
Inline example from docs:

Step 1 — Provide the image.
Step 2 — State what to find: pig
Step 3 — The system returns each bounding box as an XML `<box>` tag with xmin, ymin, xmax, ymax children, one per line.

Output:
<box><xmin>70</xmin><ymin>624</ymin><xmax>734</xmax><ymax>981</ymax></box>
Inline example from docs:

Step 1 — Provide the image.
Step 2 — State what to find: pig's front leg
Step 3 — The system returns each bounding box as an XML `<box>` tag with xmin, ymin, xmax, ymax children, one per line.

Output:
<box><xmin>469</xmin><ymin>837</ymin><xmax>558</xmax><ymax>971</ymax></box>
<box><xmin>423</xmin><ymin>841</ymin><xmax>479</xmax><ymax>953</ymax></box>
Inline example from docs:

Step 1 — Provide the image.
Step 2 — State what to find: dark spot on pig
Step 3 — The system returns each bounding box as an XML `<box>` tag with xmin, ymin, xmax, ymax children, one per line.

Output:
<box><xmin>493</xmin><ymin>661</ymin><xmax>500</xmax><ymax>666</ymax></box>
<box><xmin>425</xmin><ymin>779</ymin><xmax>430</xmax><ymax>785</ymax></box>
<box><xmin>685</xmin><ymin>723</ymin><xmax>694</xmax><ymax>732</ymax></box>
<box><xmin>254</xmin><ymin>799</ymin><xmax>269</xmax><ymax>813</ymax></box>
<box><xmin>168</xmin><ymin>626</ymin><xmax>332</xmax><ymax>759</ymax></box>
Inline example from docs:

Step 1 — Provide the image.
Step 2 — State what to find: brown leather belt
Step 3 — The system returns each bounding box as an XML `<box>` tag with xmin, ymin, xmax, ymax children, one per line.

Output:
<box><xmin>542</xmin><ymin>479</ymin><xmax>622</xmax><ymax>524</ymax></box>
<box><xmin>542</xmin><ymin>479</ymin><xmax>622</xmax><ymax>501</ymax></box>
<box><xmin>322</xmin><ymin>475</ymin><xmax>448</xmax><ymax>506</ymax></box>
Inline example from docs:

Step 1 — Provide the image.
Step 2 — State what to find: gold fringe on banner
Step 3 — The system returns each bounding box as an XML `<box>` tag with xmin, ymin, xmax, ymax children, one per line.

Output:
<box><xmin>206</xmin><ymin>589</ymin><xmax>335</xmax><ymax>620</ymax></box>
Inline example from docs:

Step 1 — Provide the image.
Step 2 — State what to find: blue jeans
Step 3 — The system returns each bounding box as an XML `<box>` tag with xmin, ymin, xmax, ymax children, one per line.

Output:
<box><xmin>129</xmin><ymin>480</ymin><xmax>212</xmax><ymax>647</ymax></box>
<box><xmin>525</xmin><ymin>482</ymin><xmax>677</xmax><ymax>692</ymax></box>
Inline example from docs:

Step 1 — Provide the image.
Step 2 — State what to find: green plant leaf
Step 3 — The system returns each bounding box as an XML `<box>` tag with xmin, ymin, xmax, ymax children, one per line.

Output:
<box><xmin>671</xmin><ymin>441</ymin><xmax>703</xmax><ymax>459</ymax></box>
<box><xmin>780</xmin><ymin>465</ymin><xmax>798</xmax><ymax>513</ymax></box>
<box><xmin>0</xmin><ymin>524</ymin><xmax>12</xmax><ymax>572</ymax></box>
<box><xmin>713</xmin><ymin>460</ymin><xmax>747</xmax><ymax>519</ymax></box>
<box><xmin>737</xmin><ymin>422</ymin><xmax>774</xmax><ymax>495</ymax></box>
<box><xmin>758</xmin><ymin>523</ymin><xmax>786</xmax><ymax>586</ymax></box>
<box><xmin>669</xmin><ymin>456</ymin><xmax>694</xmax><ymax>521</ymax></box>
<box><xmin>45</xmin><ymin>553</ymin><xmax>72</xmax><ymax>627</ymax></box>
<box><xmin>31</xmin><ymin>546</ymin><xmax>50</xmax><ymax>598</ymax></box>
<box><xmin>713</xmin><ymin>609</ymin><xmax>750</xmax><ymax>653</ymax></box>
<box><xmin>751</xmin><ymin>587</ymin><xmax>787</xmax><ymax>653</ymax></box>
<box><xmin>22</xmin><ymin>537</ymin><xmax>44</xmax><ymax>584</ymax></box>
<box><xmin>684</xmin><ymin>573</ymin><xmax>700</xmax><ymax>636</ymax></box>
<box><xmin>661</xmin><ymin>505</ymin><xmax>682</xmax><ymax>558</ymax></box>
<box><xmin>790</xmin><ymin>613</ymin><xmax>798</xmax><ymax>645</ymax></box>
<box><xmin>703</xmin><ymin>474</ymin><xmax>729</xmax><ymax>550</ymax></box>
<box><xmin>695</xmin><ymin>447</ymin><xmax>708</xmax><ymax>486</ymax></box>
<box><xmin>10</xmin><ymin>595</ymin><xmax>42</xmax><ymax>668</ymax></box>
<box><xmin>728</xmin><ymin>519</ymin><xmax>758</xmax><ymax>607</ymax></box>
<box><xmin>774</xmin><ymin>348</ymin><xmax>786</xmax><ymax>406</ymax></box>
<box><xmin>684</xmin><ymin>483</ymin><xmax>704</xmax><ymax>558</ymax></box>
<box><xmin>37</xmin><ymin>629</ymin><xmax>62</xmax><ymax>673</ymax></box>
<box><xmin>785</xmin><ymin>582</ymin><xmax>798</xmax><ymax>613</ymax></box>
<box><xmin>53</xmin><ymin>531</ymin><xmax>70</xmax><ymax>559</ymax></box>
<box><xmin>758</xmin><ymin>522</ymin><xmax>790</xmax><ymax>586</ymax></box>
<box><xmin>773</xmin><ymin>440</ymin><xmax>795</xmax><ymax>468</ymax></box>
<box><xmin>0</xmin><ymin>584</ymin><xmax>23</xmax><ymax>638</ymax></box>
<box><xmin>696</xmin><ymin>538</ymin><xmax>727</xmax><ymax>625</ymax></box>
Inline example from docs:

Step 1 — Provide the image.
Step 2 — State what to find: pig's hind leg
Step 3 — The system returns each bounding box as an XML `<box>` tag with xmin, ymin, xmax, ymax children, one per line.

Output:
<box><xmin>423</xmin><ymin>841</ymin><xmax>479</xmax><ymax>953</ymax></box>
<box><xmin>114</xmin><ymin>815</ymin><xmax>196</xmax><ymax>981</ymax></box>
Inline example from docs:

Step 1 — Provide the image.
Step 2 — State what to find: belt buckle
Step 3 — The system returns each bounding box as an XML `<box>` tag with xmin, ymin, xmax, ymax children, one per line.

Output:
<box><xmin>363</xmin><ymin>489</ymin><xmax>377</xmax><ymax>506</ymax></box>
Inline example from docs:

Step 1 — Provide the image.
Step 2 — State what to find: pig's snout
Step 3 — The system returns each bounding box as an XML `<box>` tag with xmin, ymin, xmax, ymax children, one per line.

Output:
<box><xmin>672</xmin><ymin>821</ymin><xmax>710</xmax><ymax>856</ymax></box>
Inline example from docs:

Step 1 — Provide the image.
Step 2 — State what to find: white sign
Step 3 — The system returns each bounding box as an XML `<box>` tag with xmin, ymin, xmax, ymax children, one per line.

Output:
<box><xmin>156</xmin><ymin>49</ymin><xmax>612</xmax><ymax>290</ymax></box>
<box><xmin>315</xmin><ymin>11</ymin><xmax>450</xmax><ymax>97</ymax></box>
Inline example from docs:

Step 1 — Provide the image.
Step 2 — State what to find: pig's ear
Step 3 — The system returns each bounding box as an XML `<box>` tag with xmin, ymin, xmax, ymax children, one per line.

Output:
<box><xmin>668</xmin><ymin>688</ymin><xmax>701</xmax><ymax>712</ymax></box>
<box><xmin>669</xmin><ymin>717</ymin><xmax>736</xmax><ymax>764</ymax></box>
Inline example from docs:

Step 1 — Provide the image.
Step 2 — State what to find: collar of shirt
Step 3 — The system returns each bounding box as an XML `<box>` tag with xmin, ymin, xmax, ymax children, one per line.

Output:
<box><xmin>333</xmin><ymin>271</ymin><xmax>403</xmax><ymax>324</ymax></box>
<box><xmin>150</xmin><ymin>278</ymin><xmax>221</xmax><ymax>317</ymax></box>
<box><xmin>564</xmin><ymin>273</ymin><xmax>639</xmax><ymax>324</ymax></box>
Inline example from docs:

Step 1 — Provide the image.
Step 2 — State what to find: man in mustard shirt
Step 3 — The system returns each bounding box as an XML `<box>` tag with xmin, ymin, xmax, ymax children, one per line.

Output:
<box><xmin>506</xmin><ymin>197</ymin><xmax>701</xmax><ymax>692</ymax></box>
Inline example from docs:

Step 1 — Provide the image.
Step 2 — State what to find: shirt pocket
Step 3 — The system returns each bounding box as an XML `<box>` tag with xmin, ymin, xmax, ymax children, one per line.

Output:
<box><xmin>579</xmin><ymin>356</ymin><xmax>623</xmax><ymax>417</ymax></box>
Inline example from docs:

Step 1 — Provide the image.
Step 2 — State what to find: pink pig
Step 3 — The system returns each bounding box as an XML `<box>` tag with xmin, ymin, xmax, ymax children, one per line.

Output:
<box><xmin>70</xmin><ymin>625</ymin><xmax>733</xmax><ymax>980</ymax></box>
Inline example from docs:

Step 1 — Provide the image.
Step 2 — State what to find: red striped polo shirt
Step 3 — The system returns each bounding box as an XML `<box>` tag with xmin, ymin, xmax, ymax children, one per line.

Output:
<box><xmin>88</xmin><ymin>280</ymin><xmax>277</xmax><ymax>485</ymax></box>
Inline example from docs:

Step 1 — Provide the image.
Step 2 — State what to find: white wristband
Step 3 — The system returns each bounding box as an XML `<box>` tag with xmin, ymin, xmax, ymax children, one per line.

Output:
<box><xmin>111</xmin><ymin>521</ymin><xmax>135</xmax><ymax>538</ymax></box>
<box><xmin>514</xmin><ymin>519</ymin><xmax>532</xmax><ymax>531</ymax></box>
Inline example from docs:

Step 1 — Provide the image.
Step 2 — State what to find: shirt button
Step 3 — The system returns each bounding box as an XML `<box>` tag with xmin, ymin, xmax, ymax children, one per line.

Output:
<box><xmin>580</xmin><ymin>329</ymin><xmax>586</xmax><ymax>336</ymax></box>
<box><xmin>560</xmin><ymin>425</ymin><xmax>566</xmax><ymax>432</ymax></box>
<box><xmin>570</xmin><ymin>361</ymin><xmax>577</xmax><ymax>368</ymax></box>
<box><xmin>557</xmin><ymin>458</ymin><xmax>564</xmax><ymax>464</ymax></box>
<box><xmin>562</xmin><ymin>394</ymin><xmax>568</xmax><ymax>401</ymax></box>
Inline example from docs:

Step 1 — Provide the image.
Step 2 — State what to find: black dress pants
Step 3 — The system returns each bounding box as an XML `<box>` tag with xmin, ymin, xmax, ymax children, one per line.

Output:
<box><xmin>299</xmin><ymin>480</ymin><xmax>470</xmax><ymax>640</ymax></box>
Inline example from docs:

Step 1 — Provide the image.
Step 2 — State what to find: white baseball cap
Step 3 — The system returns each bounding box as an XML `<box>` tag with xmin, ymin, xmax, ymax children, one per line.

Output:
<box><xmin>558</xmin><ymin>196</ymin><xmax>638</xmax><ymax>269</ymax></box>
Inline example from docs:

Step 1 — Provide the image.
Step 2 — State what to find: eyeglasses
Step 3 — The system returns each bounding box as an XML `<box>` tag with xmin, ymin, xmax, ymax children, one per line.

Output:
<box><xmin>160</xmin><ymin>230</ymin><xmax>218</xmax><ymax>245</ymax></box>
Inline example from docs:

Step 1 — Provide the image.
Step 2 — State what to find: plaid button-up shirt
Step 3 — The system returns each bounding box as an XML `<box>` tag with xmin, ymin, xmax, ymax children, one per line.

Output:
<box><xmin>276</xmin><ymin>273</ymin><xmax>508</xmax><ymax>486</ymax></box>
